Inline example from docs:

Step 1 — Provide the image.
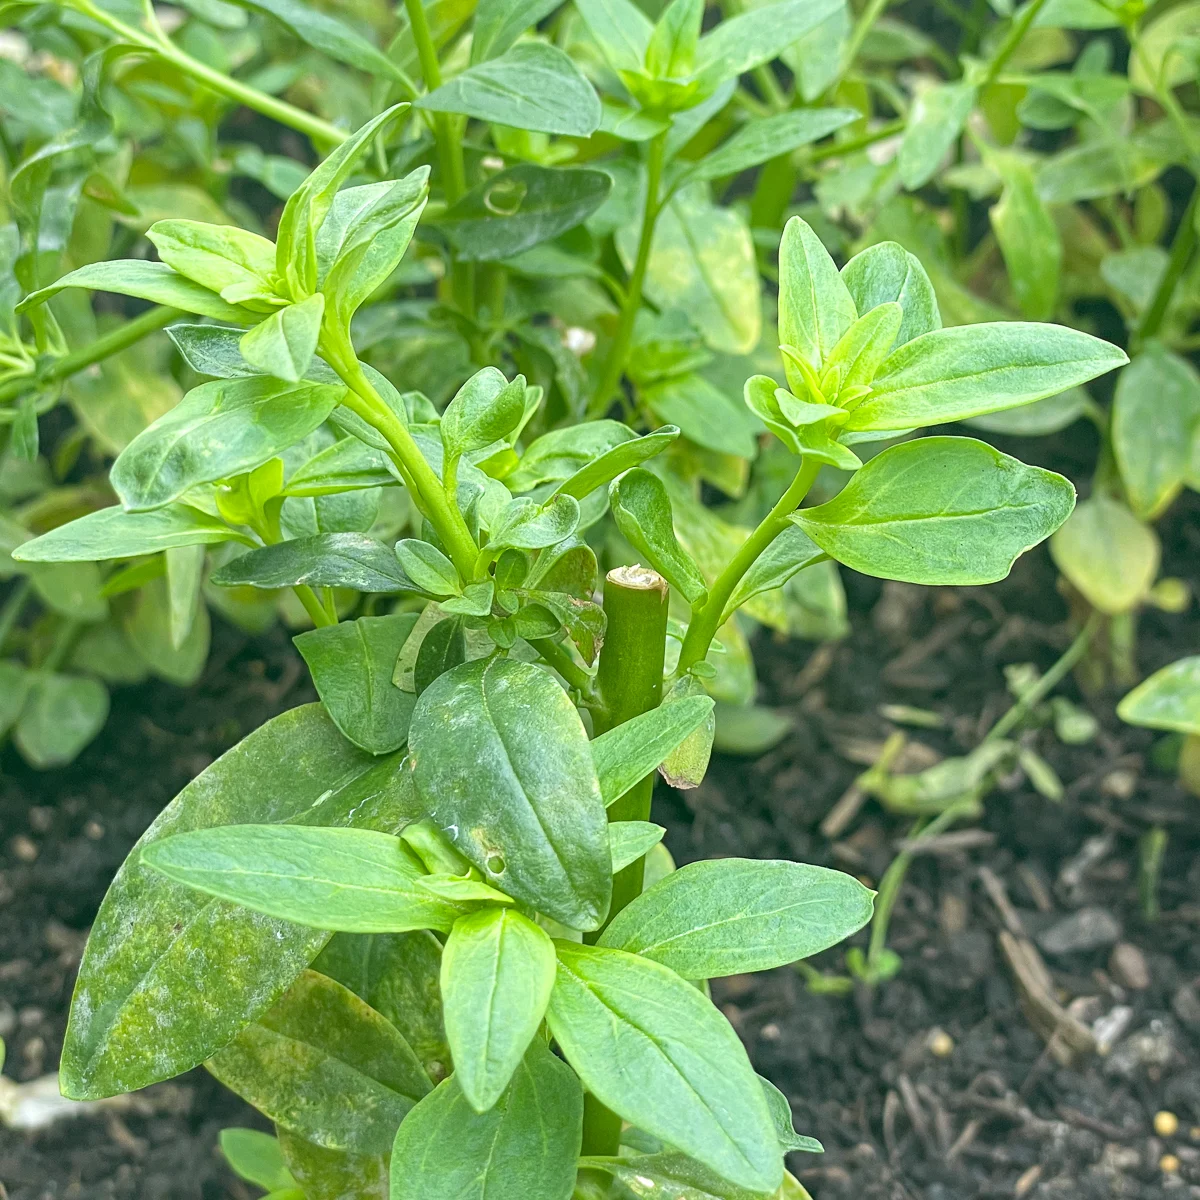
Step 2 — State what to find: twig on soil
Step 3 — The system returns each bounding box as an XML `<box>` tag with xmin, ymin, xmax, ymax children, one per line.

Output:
<box><xmin>978</xmin><ymin>865</ymin><xmax>1026</xmax><ymax>936</ymax></box>
<box><xmin>894</xmin><ymin>829</ymin><xmax>995</xmax><ymax>855</ymax></box>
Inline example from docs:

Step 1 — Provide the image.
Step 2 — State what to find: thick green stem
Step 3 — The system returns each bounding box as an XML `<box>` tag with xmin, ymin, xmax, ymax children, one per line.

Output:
<box><xmin>1135</xmin><ymin>184</ymin><xmax>1198</xmax><ymax>349</ymax></box>
<box><xmin>985</xmin><ymin>612</ymin><xmax>1101</xmax><ymax>742</ymax></box>
<box><xmin>588</xmin><ymin>131</ymin><xmax>668</xmax><ymax>417</ymax></box>
<box><xmin>322</xmin><ymin>331</ymin><xmax>478</xmax><ymax>578</ymax></box>
<box><xmin>0</xmin><ymin>306</ymin><xmax>182</xmax><ymax>406</ymax></box>
<box><xmin>581</xmin><ymin>565</ymin><xmax>669</xmax><ymax>1158</ymax></box>
<box><xmin>676</xmin><ymin>457</ymin><xmax>821</xmax><ymax>676</ymax></box>
<box><xmin>530</xmin><ymin>637</ymin><xmax>594</xmax><ymax>696</ymax></box>
<box><xmin>70</xmin><ymin>0</ymin><xmax>348</xmax><ymax>148</ymax></box>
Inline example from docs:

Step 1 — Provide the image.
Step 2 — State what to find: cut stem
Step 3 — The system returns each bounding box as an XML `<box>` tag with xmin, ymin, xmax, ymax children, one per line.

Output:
<box><xmin>676</xmin><ymin>457</ymin><xmax>821</xmax><ymax>676</ymax></box>
<box><xmin>588</xmin><ymin>130</ymin><xmax>668</xmax><ymax>416</ymax></box>
<box><xmin>581</xmin><ymin>565</ymin><xmax>669</xmax><ymax>1157</ymax></box>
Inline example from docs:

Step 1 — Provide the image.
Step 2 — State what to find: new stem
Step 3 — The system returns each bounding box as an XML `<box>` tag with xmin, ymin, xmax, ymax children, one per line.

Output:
<box><xmin>0</xmin><ymin>306</ymin><xmax>182</xmax><ymax>406</ymax></box>
<box><xmin>581</xmin><ymin>565</ymin><xmax>669</xmax><ymax>1156</ymax></box>
<box><xmin>69</xmin><ymin>0</ymin><xmax>348</xmax><ymax>149</ymax></box>
<box><xmin>676</xmin><ymin>456</ymin><xmax>822</xmax><ymax>676</ymax></box>
<box><xmin>588</xmin><ymin>130</ymin><xmax>669</xmax><ymax>417</ymax></box>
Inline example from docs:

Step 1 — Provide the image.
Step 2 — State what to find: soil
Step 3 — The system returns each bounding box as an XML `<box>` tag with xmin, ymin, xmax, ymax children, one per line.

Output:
<box><xmin>2</xmin><ymin>451</ymin><xmax>1199</xmax><ymax>1200</ymax></box>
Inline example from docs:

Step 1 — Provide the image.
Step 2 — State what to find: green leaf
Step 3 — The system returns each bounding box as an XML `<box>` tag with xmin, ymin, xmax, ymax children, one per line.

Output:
<box><xmin>441</xmin><ymin>906</ymin><xmax>556</xmax><ymax>1113</ymax></box>
<box><xmin>1113</xmin><ymin>346</ymin><xmax>1200</xmax><ymax>520</ymax></box>
<box><xmin>441</xmin><ymin>368</ymin><xmax>526</xmax><ymax>456</ymax></box>
<box><xmin>554</xmin><ymin>424</ymin><xmax>679</xmax><ymax>500</ymax></box>
<box><xmin>285</xmin><ymin>437</ymin><xmax>398</xmax><ymax>497</ymax></box>
<box><xmin>1130</xmin><ymin>0</ymin><xmax>1200</xmax><ymax>91</ymax></box>
<box><xmin>1118</xmin><ymin>657</ymin><xmax>1200</xmax><ymax>737</ymax></box>
<box><xmin>61</xmin><ymin>705</ymin><xmax>410</xmax><ymax>1100</ymax></box>
<box><xmin>123</xmin><ymin>570</ymin><xmax>209</xmax><ymax>684</ymax></box>
<box><xmin>988</xmin><ymin>151</ymin><xmax>1061</xmax><ymax>321</ymax></box>
<box><xmin>277</xmin><ymin>106</ymin><xmax>410</xmax><ymax>297</ymax></box>
<box><xmin>822</xmin><ymin>302</ymin><xmax>904</xmax><ymax>394</ymax></box>
<box><xmin>581</xmin><ymin>1151</ymin><xmax>797</xmax><ymax>1200</ymax></box>
<box><xmin>791</xmin><ymin>437</ymin><xmax>1076</xmax><ymax>585</ymax></box>
<box><xmin>111</xmin><ymin>376</ymin><xmax>345</xmax><ymax>511</ymax></box>
<box><xmin>472</xmin><ymin>0</ymin><xmax>562</xmax><ymax>61</ymax></box>
<box><xmin>168</xmin><ymin>323</ymin><xmax>261</xmax><ymax>378</ymax></box>
<box><xmin>964</xmin><ymin>387</ymin><xmax>1090</xmax><ymax>436</ymax></box>
<box><xmin>389</xmin><ymin>1039</ymin><xmax>582</xmax><ymax>1200</ymax></box>
<box><xmin>846</xmin><ymin>323</ymin><xmax>1127</xmax><ymax>431</ymax></box>
<box><xmin>1049</xmin><ymin>494</ymin><xmax>1160</xmax><ymax>614</ymax></box>
<box><xmin>167</xmin><ymin>543</ymin><xmax>205</xmax><ymax>650</ymax></box>
<box><xmin>645</xmin><ymin>0</ymin><xmax>703</xmax><ymax>79</ymax></box>
<box><xmin>571</xmin><ymin>0</ymin><xmax>653</xmax><ymax>75</ymax></box>
<box><xmin>13</xmin><ymin>673</ymin><xmax>109</xmax><ymax>769</ymax></box>
<box><xmin>11</xmin><ymin>504</ymin><xmax>246</xmax><ymax>562</ymax></box>
<box><xmin>642</xmin><ymin>375</ymin><xmax>759</xmax><ymax>460</ymax></box>
<box><xmin>147</xmin><ymin>219</ymin><xmax>276</xmax><ymax>300</ymax></box>
<box><xmin>313</xmin><ymin>929</ymin><xmax>449</xmax><ymax>1077</ymax></box>
<box><xmin>621</xmin><ymin>188</ymin><xmax>760</xmax><ymax>356</ymax></box>
<box><xmin>487</xmin><ymin>494</ymin><xmax>581</xmax><ymax>551</ymax></box>
<box><xmin>235</xmin><ymin>0</ymin><xmax>412</xmax><ymax>85</ymax></box>
<box><xmin>417</xmin><ymin>43</ymin><xmax>601</xmax><ymax>137</ymax></box>
<box><xmin>509</xmin><ymin>421</ymin><xmax>639</xmax><ymax>491</ymax></box>
<box><xmin>278</xmin><ymin>1130</ymin><xmax>389</xmax><ymax>1200</ymax></box>
<box><xmin>759</xmin><ymin>1076</ymin><xmax>822</xmax><ymax>1154</ymax></box>
<box><xmin>143</xmin><ymin>825</ymin><xmax>467</xmax><ymax>934</ymax></box>
<box><xmin>16</xmin><ymin>260</ymin><xmax>253</xmax><ymax>323</ymax></box>
<box><xmin>395</xmin><ymin>540</ymin><xmax>462</xmax><ymax>597</ymax></box>
<box><xmin>723</xmin><ymin>525</ymin><xmax>823</xmax><ymax>621</ymax></box>
<box><xmin>609</xmin><ymin>470</ymin><xmax>708</xmax><ymax>605</ymax></box>
<box><xmin>599</xmin><ymin>857</ymin><xmax>873</xmax><ymax>977</ymax></box>
<box><xmin>609</xmin><ymin>820</ymin><xmax>666</xmax><ymax>871</ymax></box>
<box><xmin>547</xmin><ymin>942</ymin><xmax>782</xmax><ymax>1193</ymax></box>
<box><xmin>657</xmin><ymin>676</ymin><xmax>714</xmax><ymax>790</ymax></box>
<box><xmin>413</xmin><ymin>616</ymin><xmax>466</xmax><ymax>694</ymax></box>
<box><xmin>295</xmin><ymin>614</ymin><xmax>420</xmax><ymax>754</ymax></box>
<box><xmin>840</xmin><ymin>241</ymin><xmax>941</xmax><ymax>349</ymax></box>
<box><xmin>0</xmin><ymin>662</ymin><xmax>31</xmax><ymax>740</ymax></box>
<box><xmin>438</xmin><ymin>166</ymin><xmax>611</xmax><ymax>262</ymax></box>
<box><xmin>408</xmin><ymin>657</ymin><xmax>611</xmax><ymax>930</ymax></box>
<box><xmin>690</xmin><ymin>108</ymin><xmax>858</xmax><ymax>182</ymax></box>
<box><xmin>778</xmin><ymin>216</ymin><xmax>857</xmax><ymax>375</ymax></box>
<box><xmin>211</xmin><ymin>534</ymin><xmax>413</xmax><ymax>593</ymax></box>
<box><xmin>207</xmin><ymin>970</ymin><xmax>430</xmax><ymax>1155</ymax></box>
<box><xmin>591</xmin><ymin>693</ymin><xmax>714</xmax><ymax>807</ymax></box>
<box><xmin>220</xmin><ymin>1129</ymin><xmax>296</xmax><ymax>1192</ymax></box>
<box><xmin>26</xmin><ymin>562</ymin><xmax>107</xmax><ymax>622</ymax></box>
<box><xmin>714</xmin><ymin>703</ymin><xmax>793</xmax><ymax>756</ymax></box>
<box><xmin>240</xmin><ymin>294</ymin><xmax>326</xmax><ymax>382</ymax></box>
<box><xmin>897</xmin><ymin>82</ymin><xmax>976</xmax><ymax>189</ymax></box>
<box><xmin>693</xmin><ymin>0</ymin><xmax>843</xmax><ymax>92</ymax></box>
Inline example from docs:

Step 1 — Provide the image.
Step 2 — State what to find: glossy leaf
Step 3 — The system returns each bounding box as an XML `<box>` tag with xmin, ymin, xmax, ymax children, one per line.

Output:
<box><xmin>168</xmin><ymin>323</ymin><xmax>261</xmax><ymax>378</ymax></box>
<box><xmin>408</xmin><ymin>657</ymin><xmax>611</xmax><ymax>929</ymax></box>
<box><xmin>1050</xmin><ymin>494</ymin><xmax>1160</xmax><ymax>614</ymax></box>
<box><xmin>418</xmin><ymin>43</ymin><xmax>601</xmax><ymax>136</ymax></box>
<box><xmin>897</xmin><ymin>81</ymin><xmax>976</xmax><ymax>189</ymax></box>
<box><xmin>389</xmin><ymin>1039</ymin><xmax>582</xmax><ymax>1200</ymax></box>
<box><xmin>840</xmin><ymin>241</ymin><xmax>941</xmax><ymax>348</ymax></box>
<box><xmin>609</xmin><ymin>820</ymin><xmax>667</xmax><ymax>871</ymax></box>
<box><xmin>295</xmin><ymin>614</ymin><xmax>419</xmax><ymax>754</ymax></box>
<box><xmin>1112</xmin><ymin>346</ymin><xmax>1200</xmax><ymax>520</ymax></box>
<box><xmin>723</xmin><ymin>525</ymin><xmax>824</xmax><ymax>620</ymax></box>
<box><xmin>778</xmin><ymin>215</ymin><xmax>856</xmax><ymax>374</ymax></box>
<box><xmin>441</xmin><ymin>906</ymin><xmax>556</xmax><ymax>1112</ymax></box>
<box><xmin>547</xmin><ymin>942</ymin><xmax>782</xmax><ymax>1193</ymax></box>
<box><xmin>143</xmin><ymin>825</ymin><xmax>464</xmax><ymax>934</ymax></box>
<box><xmin>690</xmin><ymin>108</ymin><xmax>858</xmax><ymax>182</ymax></box>
<box><xmin>847</xmin><ymin>323</ymin><xmax>1127</xmax><ymax>431</ymax></box>
<box><xmin>487</xmin><ymin>494</ymin><xmax>581</xmax><ymax>551</ymax></box>
<box><xmin>413</xmin><ymin>616</ymin><xmax>466</xmax><ymax>694</ymax></box>
<box><xmin>1118</xmin><ymin>657</ymin><xmax>1200</xmax><ymax>737</ymax></box>
<box><xmin>792</xmin><ymin>438</ymin><xmax>1075</xmax><ymax>585</ymax></box>
<box><xmin>211</xmin><ymin>534</ymin><xmax>413</xmax><ymax>592</ymax></box>
<box><xmin>439</xmin><ymin>166</ymin><xmax>611</xmax><ymax>262</ymax></box>
<box><xmin>12</xmin><ymin>504</ymin><xmax>247</xmax><ymax>562</ymax></box>
<box><xmin>609</xmin><ymin>470</ymin><xmax>708</xmax><ymax>605</ymax></box>
<box><xmin>111</xmin><ymin>377</ymin><xmax>345</xmax><ymax>511</ymax></box>
<box><xmin>241</xmin><ymin>295</ymin><xmax>326</xmax><ymax>382</ymax></box>
<box><xmin>553</xmin><ymin>425</ymin><xmax>679</xmax><ymax>500</ymax></box>
<box><xmin>17</xmin><ymin>260</ymin><xmax>252</xmax><ymax>323</ymax></box>
<box><xmin>657</xmin><ymin>676</ymin><xmax>714</xmax><ymax>790</ymax></box>
<box><xmin>207</xmin><ymin>970</ymin><xmax>430</xmax><ymax>1155</ymax></box>
<box><xmin>61</xmin><ymin>705</ymin><xmax>409</xmax><ymax>1099</ymax></box>
<box><xmin>599</xmin><ymin>858</ymin><xmax>874</xmax><ymax>977</ymax></box>
<box><xmin>395</xmin><ymin>540</ymin><xmax>461</xmax><ymax>596</ymax></box>
<box><xmin>591</xmin><ymin>693</ymin><xmax>715</xmax><ymax>806</ymax></box>
<box><xmin>278</xmin><ymin>1130</ymin><xmax>389</xmax><ymax>1200</ymax></box>
<box><xmin>147</xmin><ymin>219</ymin><xmax>276</xmax><ymax>298</ymax></box>
<box><xmin>441</xmin><ymin>368</ymin><xmax>525</xmax><ymax>456</ymax></box>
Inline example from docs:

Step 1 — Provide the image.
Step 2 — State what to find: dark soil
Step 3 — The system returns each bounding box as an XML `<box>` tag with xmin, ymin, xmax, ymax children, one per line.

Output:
<box><xmin>2</xmin><ymin>482</ymin><xmax>1199</xmax><ymax>1200</ymax></box>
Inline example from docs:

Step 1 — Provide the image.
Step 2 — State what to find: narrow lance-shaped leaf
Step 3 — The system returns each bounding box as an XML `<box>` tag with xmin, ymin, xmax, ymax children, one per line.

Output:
<box><xmin>553</xmin><ymin>425</ymin><xmax>679</xmax><ymax>501</ymax></box>
<box><xmin>211</xmin><ymin>534</ymin><xmax>415</xmax><ymax>593</ymax></box>
<box><xmin>547</xmin><ymin>942</ymin><xmax>782</xmax><ymax>1194</ymax></box>
<box><xmin>778</xmin><ymin>215</ymin><xmax>857</xmax><ymax>376</ymax></box>
<box><xmin>440</xmin><ymin>907</ymin><xmax>556</xmax><ymax>1113</ymax></box>
<box><xmin>608</xmin><ymin>821</ymin><xmax>666</xmax><ymax>871</ymax></box>
<box><xmin>791</xmin><ymin>437</ymin><xmax>1076</xmax><ymax>586</ymax></box>
<box><xmin>598</xmin><ymin>857</ymin><xmax>874</xmax><ymax>977</ymax></box>
<box><xmin>689</xmin><ymin>108</ymin><xmax>859</xmax><ymax>182</ymax></box>
<box><xmin>142</xmin><ymin>825</ymin><xmax>466</xmax><ymax>934</ymax></box>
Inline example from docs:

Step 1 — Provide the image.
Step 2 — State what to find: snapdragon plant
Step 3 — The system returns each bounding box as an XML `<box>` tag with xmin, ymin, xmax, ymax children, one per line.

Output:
<box><xmin>10</xmin><ymin>105</ymin><xmax>1128</xmax><ymax>1198</ymax></box>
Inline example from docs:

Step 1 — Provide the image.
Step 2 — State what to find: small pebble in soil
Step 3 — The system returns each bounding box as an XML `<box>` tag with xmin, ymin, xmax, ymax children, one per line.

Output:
<box><xmin>1157</xmin><ymin>1111</ymin><xmax>1182</xmax><ymax>1138</ymax></box>
<box><xmin>1174</xmin><ymin>985</ymin><xmax>1200</xmax><ymax>1030</ymax></box>
<box><xmin>83</xmin><ymin>819</ymin><xmax>105</xmax><ymax>840</ymax></box>
<box><xmin>1161</xmin><ymin>1153</ymin><xmax>1181</xmax><ymax>1174</ymax></box>
<box><xmin>27</xmin><ymin>807</ymin><xmax>52</xmax><ymax>833</ymax></box>
<box><xmin>9</xmin><ymin>834</ymin><xmax>37</xmax><ymax>862</ymax></box>
<box><xmin>1109</xmin><ymin>942</ymin><xmax>1151</xmax><ymax>990</ymax></box>
<box><xmin>1037</xmin><ymin>906</ymin><xmax>1122</xmax><ymax>955</ymax></box>
<box><xmin>927</xmin><ymin>1028</ymin><xmax>954</xmax><ymax>1057</ymax></box>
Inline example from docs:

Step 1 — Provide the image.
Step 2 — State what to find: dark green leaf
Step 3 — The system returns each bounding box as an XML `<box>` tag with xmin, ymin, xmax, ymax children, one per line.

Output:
<box><xmin>413</xmin><ymin>616</ymin><xmax>467</xmax><ymax>694</ymax></box>
<box><xmin>210</xmin><ymin>534</ymin><xmax>413</xmax><ymax>592</ymax></box>
<box><xmin>472</xmin><ymin>0</ymin><xmax>562</xmax><ymax>61</ymax></box>
<box><xmin>553</xmin><ymin>425</ymin><xmax>679</xmax><ymax>500</ymax></box>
